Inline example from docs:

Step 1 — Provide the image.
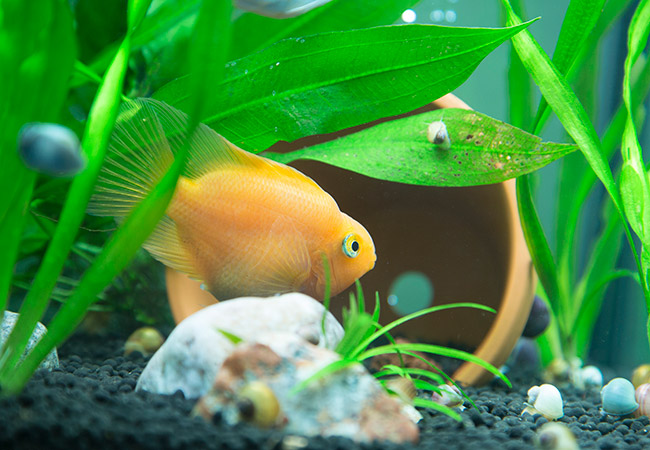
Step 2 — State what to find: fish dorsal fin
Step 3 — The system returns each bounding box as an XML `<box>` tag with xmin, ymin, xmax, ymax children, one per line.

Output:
<box><xmin>88</xmin><ymin>98</ymin><xmax>209</xmax><ymax>280</ymax></box>
<box><xmin>245</xmin><ymin>216</ymin><xmax>312</xmax><ymax>296</ymax></box>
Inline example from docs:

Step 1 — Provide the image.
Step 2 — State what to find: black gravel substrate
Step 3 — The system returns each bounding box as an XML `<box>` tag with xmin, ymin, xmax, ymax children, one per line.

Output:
<box><xmin>1</xmin><ymin>333</ymin><xmax>649</xmax><ymax>450</ymax></box>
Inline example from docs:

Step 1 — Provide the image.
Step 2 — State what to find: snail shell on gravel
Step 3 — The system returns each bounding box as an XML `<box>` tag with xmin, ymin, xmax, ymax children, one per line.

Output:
<box><xmin>522</xmin><ymin>295</ymin><xmax>551</xmax><ymax>338</ymax></box>
<box><xmin>521</xmin><ymin>384</ymin><xmax>563</xmax><ymax>420</ymax></box>
<box><xmin>634</xmin><ymin>383</ymin><xmax>650</xmax><ymax>418</ymax></box>
<box><xmin>600</xmin><ymin>377</ymin><xmax>638</xmax><ymax>416</ymax></box>
<box><xmin>543</xmin><ymin>359</ymin><xmax>571</xmax><ymax>384</ymax></box>
<box><xmin>575</xmin><ymin>365</ymin><xmax>603</xmax><ymax>390</ymax></box>
<box><xmin>124</xmin><ymin>327</ymin><xmax>164</xmax><ymax>356</ymax></box>
<box><xmin>632</xmin><ymin>364</ymin><xmax>650</xmax><ymax>388</ymax></box>
<box><xmin>385</xmin><ymin>376</ymin><xmax>416</xmax><ymax>403</ymax></box>
<box><xmin>534</xmin><ymin>422</ymin><xmax>579</xmax><ymax>450</ymax></box>
<box><xmin>236</xmin><ymin>381</ymin><xmax>281</xmax><ymax>428</ymax></box>
<box><xmin>431</xmin><ymin>384</ymin><xmax>464</xmax><ymax>409</ymax></box>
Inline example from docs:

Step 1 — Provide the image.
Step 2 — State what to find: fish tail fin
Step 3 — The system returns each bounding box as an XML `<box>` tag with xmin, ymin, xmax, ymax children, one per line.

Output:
<box><xmin>88</xmin><ymin>98</ymin><xmax>201</xmax><ymax>279</ymax></box>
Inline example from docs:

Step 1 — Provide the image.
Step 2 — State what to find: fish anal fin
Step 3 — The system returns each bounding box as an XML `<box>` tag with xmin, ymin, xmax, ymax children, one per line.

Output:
<box><xmin>143</xmin><ymin>216</ymin><xmax>203</xmax><ymax>281</ymax></box>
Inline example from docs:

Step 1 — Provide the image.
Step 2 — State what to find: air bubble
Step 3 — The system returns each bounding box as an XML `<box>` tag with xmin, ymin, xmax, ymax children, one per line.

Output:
<box><xmin>275</xmin><ymin>62</ymin><xmax>280</xmax><ymax>66</ymax></box>
<box><xmin>401</xmin><ymin>9</ymin><xmax>416</xmax><ymax>23</ymax></box>
<box><xmin>445</xmin><ymin>10</ymin><xmax>457</xmax><ymax>23</ymax></box>
<box><xmin>430</xmin><ymin>9</ymin><xmax>444</xmax><ymax>22</ymax></box>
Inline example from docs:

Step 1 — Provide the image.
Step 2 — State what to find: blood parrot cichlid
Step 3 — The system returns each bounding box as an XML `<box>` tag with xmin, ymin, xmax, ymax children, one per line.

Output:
<box><xmin>88</xmin><ymin>98</ymin><xmax>376</xmax><ymax>301</ymax></box>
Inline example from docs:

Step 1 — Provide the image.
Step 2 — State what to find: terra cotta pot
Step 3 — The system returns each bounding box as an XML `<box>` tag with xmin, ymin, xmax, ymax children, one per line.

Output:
<box><xmin>164</xmin><ymin>93</ymin><xmax>536</xmax><ymax>386</ymax></box>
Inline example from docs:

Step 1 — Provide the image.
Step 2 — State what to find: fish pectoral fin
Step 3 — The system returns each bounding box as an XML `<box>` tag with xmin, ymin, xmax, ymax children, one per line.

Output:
<box><xmin>142</xmin><ymin>216</ymin><xmax>203</xmax><ymax>281</ymax></box>
<box><xmin>249</xmin><ymin>216</ymin><xmax>312</xmax><ymax>296</ymax></box>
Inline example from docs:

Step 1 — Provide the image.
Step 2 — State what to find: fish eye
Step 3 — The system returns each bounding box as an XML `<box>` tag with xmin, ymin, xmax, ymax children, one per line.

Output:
<box><xmin>342</xmin><ymin>233</ymin><xmax>360</xmax><ymax>258</ymax></box>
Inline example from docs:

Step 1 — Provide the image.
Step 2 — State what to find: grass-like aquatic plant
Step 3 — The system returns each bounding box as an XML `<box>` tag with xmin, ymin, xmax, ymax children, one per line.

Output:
<box><xmin>299</xmin><ymin>279</ymin><xmax>510</xmax><ymax>421</ymax></box>
<box><xmin>1</xmin><ymin>0</ymin><xmax>589</xmax><ymax>395</ymax></box>
<box><xmin>500</xmin><ymin>0</ymin><xmax>650</xmax><ymax>369</ymax></box>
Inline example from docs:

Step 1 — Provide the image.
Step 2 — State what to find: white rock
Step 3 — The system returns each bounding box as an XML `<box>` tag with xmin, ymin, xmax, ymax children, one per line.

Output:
<box><xmin>1</xmin><ymin>311</ymin><xmax>59</xmax><ymax>370</ymax></box>
<box><xmin>194</xmin><ymin>332</ymin><xmax>420</xmax><ymax>444</ymax></box>
<box><xmin>136</xmin><ymin>293</ymin><xmax>344</xmax><ymax>398</ymax></box>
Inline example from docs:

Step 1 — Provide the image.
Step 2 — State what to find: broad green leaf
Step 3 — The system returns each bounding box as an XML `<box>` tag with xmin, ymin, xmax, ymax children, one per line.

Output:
<box><xmin>154</xmin><ymin>21</ymin><xmax>535</xmax><ymax>152</ymax></box>
<box><xmin>265</xmin><ymin>109</ymin><xmax>576</xmax><ymax>187</ymax></box>
<box><xmin>0</xmin><ymin>0</ymin><xmax>76</xmax><ymax>310</ymax></box>
<box><xmin>230</xmin><ymin>0</ymin><xmax>419</xmax><ymax>60</ymax></box>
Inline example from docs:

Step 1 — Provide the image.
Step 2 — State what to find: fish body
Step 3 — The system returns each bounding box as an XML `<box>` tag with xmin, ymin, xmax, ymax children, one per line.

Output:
<box><xmin>89</xmin><ymin>98</ymin><xmax>375</xmax><ymax>301</ymax></box>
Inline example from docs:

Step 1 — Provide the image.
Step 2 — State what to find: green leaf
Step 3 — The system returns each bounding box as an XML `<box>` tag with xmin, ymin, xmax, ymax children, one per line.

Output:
<box><xmin>531</xmin><ymin>0</ymin><xmax>606</xmax><ymax>132</ymax></box>
<box><xmin>516</xmin><ymin>175</ymin><xmax>562</xmax><ymax>321</ymax></box>
<box><xmin>217</xmin><ymin>328</ymin><xmax>243</xmax><ymax>344</ymax></box>
<box><xmin>348</xmin><ymin>302</ymin><xmax>496</xmax><ymax>360</ymax></box>
<box><xmin>230</xmin><ymin>0</ymin><xmax>420</xmax><ymax>60</ymax></box>
<box><xmin>413</xmin><ymin>397</ymin><xmax>462</xmax><ymax>421</ymax></box>
<box><xmin>2</xmin><ymin>0</ymin><xmax>231</xmax><ymax>393</ymax></box>
<box><xmin>500</xmin><ymin>0</ymin><xmax>627</xmax><ymax>241</ymax></box>
<box><xmin>358</xmin><ymin>342</ymin><xmax>511</xmax><ymax>387</ymax></box>
<box><xmin>556</xmin><ymin>54</ymin><xmax>650</xmax><ymax>295</ymax></box>
<box><xmin>265</xmin><ymin>109</ymin><xmax>576</xmax><ymax>187</ymax></box>
<box><xmin>533</xmin><ymin>0</ymin><xmax>635</xmax><ymax>133</ymax></box>
<box><xmin>505</xmin><ymin>0</ymin><xmax>533</xmax><ymax>130</ymax></box>
<box><xmin>620</xmin><ymin>162</ymin><xmax>647</xmax><ymax>237</ymax></box>
<box><xmin>619</xmin><ymin>0</ymin><xmax>650</xmax><ymax>248</ymax></box>
<box><xmin>572</xmin><ymin>197</ymin><xmax>625</xmax><ymax>358</ymax></box>
<box><xmin>154</xmin><ymin>21</ymin><xmax>535</xmax><ymax>152</ymax></box>
<box><xmin>290</xmin><ymin>358</ymin><xmax>359</xmax><ymax>394</ymax></box>
<box><xmin>0</xmin><ymin>0</ymin><xmax>76</xmax><ymax>310</ymax></box>
<box><xmin>85</xmin><ymin>0</ymin><xmax>199</xmax><ymax>77</ymax></box>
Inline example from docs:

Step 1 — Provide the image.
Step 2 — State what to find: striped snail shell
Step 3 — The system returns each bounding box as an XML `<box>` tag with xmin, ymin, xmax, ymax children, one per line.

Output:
<box><xmin>634</xmin><ymin>383</ymin><xmax>650</xmax><ymax>418</ymax></box>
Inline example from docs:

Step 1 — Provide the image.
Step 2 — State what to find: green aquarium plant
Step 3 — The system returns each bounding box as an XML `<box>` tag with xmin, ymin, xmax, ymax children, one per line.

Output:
<box><xmin>1</xmin><ymin>0</ymin><xmax>580</xmax><ymax>395</ymax></box>
<box><xmin>301</xmin><ymin>280</ymin><xmax>510</xmax><ymax>421</ymax></box>
<box><xmin>500</xmin><ymin>0</ymin><xmax>650</xmax><ymax>370</ymax></box>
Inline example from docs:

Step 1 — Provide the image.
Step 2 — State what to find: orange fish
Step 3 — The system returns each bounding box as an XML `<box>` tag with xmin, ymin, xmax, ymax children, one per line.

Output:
<box><xmin>89</xmin><ymin>98</ymin><xmax>376</xmax><ymax>301</ymax></box>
